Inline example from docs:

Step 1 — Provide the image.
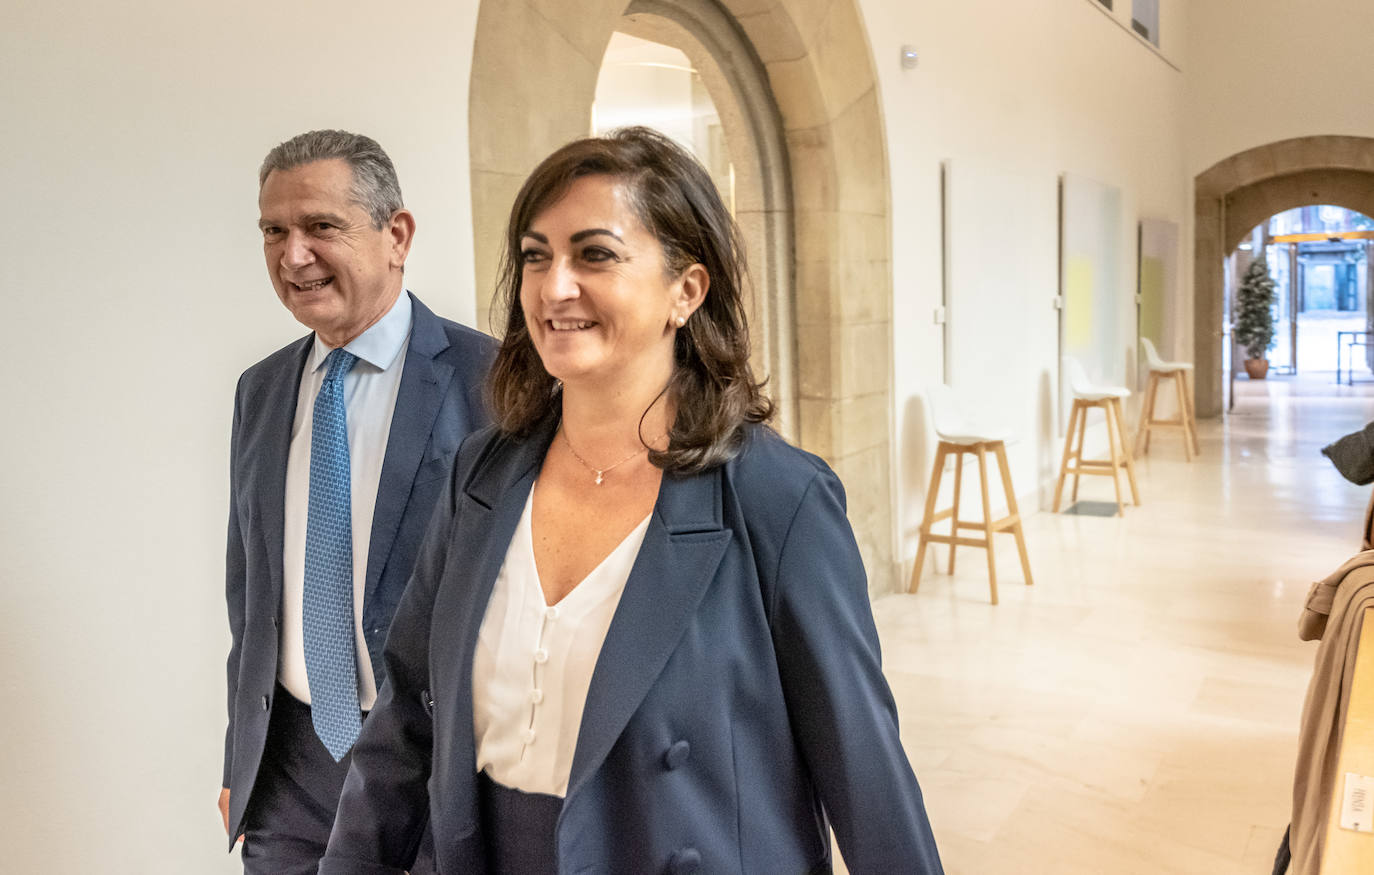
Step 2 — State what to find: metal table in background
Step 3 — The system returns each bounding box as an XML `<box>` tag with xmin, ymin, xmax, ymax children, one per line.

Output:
<box><xmin>1336</xmin><ymin>330</ymin><xmax>1374</xmax><ymax>385</ymax></box>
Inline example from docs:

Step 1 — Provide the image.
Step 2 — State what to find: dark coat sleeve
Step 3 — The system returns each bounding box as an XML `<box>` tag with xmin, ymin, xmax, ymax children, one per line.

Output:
<box><xmin>318</xmin><ymin>434</ymin><xmax>475</xmax><ymax>875</ymax></box>
<box><xmin>223</xmin><ymin>375</ymin><xmax>246</xmax><ymax>789</ymax></box>
<box><xmin>1321</xmin><ymin>420</ymin><xmax>1374</xmax><ymax>485</ymax></box>
<box><xmin>771</xmin><ymin>468</ymin><xmax>944</xmax><ymax>874</ymax></box>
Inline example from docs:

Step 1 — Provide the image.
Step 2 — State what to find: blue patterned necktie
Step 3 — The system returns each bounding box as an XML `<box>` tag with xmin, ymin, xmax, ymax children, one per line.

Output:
<box><xmin>303</xmin><ymin>347</ymin><xmax>363</xmax><ymax>761</ymax></box>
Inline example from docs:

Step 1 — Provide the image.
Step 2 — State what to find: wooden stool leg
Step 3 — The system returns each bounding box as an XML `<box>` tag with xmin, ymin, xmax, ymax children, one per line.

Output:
<box><xmin>1114</xmin><ymin>397</ymin><xmax>1142</xmax><ymax>505</ymax></box>
<box><xmin>1144</xmin><ymin>375</ymin><xmax>1156</xmax><ymax>454</ymax></box>
<box><xmin>1103</xmin><ymin>399</ymin><xmax>1126</xmax><ymax>516</ymax></box>
<box><xmin>1135</xmin><ymin>372</ymin><xmax>1158</xmax><ymax>457</ymax></box>
<box><xmin>994</xmin><ymin>441</ymin><xmax>1033</xmax><ymax>587</ymax></box>
<box><xmin>1182</xmin><ymin>369</ymin><xmax>1200</xmax><ymax>454</ymax></box>
<box><xmin>909</xmin><ymin>443</ymin><xmax>948</xmax><ymax>593</ymax></box>
<box><xmin>975</xmin><ymin>444</ymin><xmax>998</xmax><ymax>605</ymax></box>
<box><xmin>1052</xmin><ymin>400</ymin><xmax>1081</xmax><ymax>512</ymax></box>
<box><xmin>1174</xmin><ymin>371</ymin><xmax>1192</xmax><ymax>462</ymax></box>
<box><xmin>1071</xmin><ymin>400</ymin><xmax>1089</xmax><ymax>503</ymax></box>
<box><xmin>948</xmin><ymin>448</ymin><xmax>964</xmax><ymax>573</ymax></box>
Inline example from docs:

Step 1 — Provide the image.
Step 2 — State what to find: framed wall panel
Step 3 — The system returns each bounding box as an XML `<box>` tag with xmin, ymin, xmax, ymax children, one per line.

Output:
<box><xmin>1060</xmin><ymin>173</ymin><xmax>1125</xmax><ymax>426</ymax></box>
<box><xmin>944</xmin><ymin>159</ymin><xmax>1058</xmax><ymax>432</ymax></box>
<box><xmin>1138</xmin><ymin>217</ymin><xmax>1179</xmax><ymax>380</ymax></box>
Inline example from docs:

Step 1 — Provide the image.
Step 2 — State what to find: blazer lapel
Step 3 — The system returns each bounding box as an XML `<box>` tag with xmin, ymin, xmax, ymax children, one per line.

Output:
<box><xmin>437</xmin><ymin>422</ymin><xmax>552</xmax><ymax>829</ymax></box>
<box><xmin>365</xmin><ymin>295</ymin><xmax>457</xmax><ymax>600</ymax></box>
<box><xmin>564</xmin><ymin>468</ymin><xmax>732</xmax><ymax>804</ymax></box>
<box><xmin>254</xmin><ymin>338</ymin><xmax>311</xmax><ymax>604</ymax></box>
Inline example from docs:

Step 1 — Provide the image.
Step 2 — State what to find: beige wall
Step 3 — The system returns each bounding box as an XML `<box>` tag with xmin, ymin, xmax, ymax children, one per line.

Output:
<box><xmin>0</xmin><ymin>1</ymin><xmax>482</xmax><ymax>871</ymax></box>
<box><xmin>1187</xmin><ymin>0</ymin><xmax>1374</xmax><ymax>178</ymax></box>
<box><xmin>863</xmin><ymin>0</ymin><xmax>1191</xmax><ymax>576</ymax></box>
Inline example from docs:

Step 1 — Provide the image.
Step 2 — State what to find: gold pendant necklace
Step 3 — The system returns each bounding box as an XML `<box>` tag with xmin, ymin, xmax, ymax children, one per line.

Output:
<box><xmin>561</xmin><ymin>428</ymin><xmax>648</xmax><ymax>485</ymax></box>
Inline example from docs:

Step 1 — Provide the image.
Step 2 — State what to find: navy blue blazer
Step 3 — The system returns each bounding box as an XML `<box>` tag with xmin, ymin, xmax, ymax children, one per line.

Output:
<box><xmin>319</xmin><ymin>413</ymin><xmax>944</xmax><ymax>874</ymax></box>
<box><xmin>222</xmin><ymin>293</ymin><xmax>494</xmax><ymax>844</ymax></box>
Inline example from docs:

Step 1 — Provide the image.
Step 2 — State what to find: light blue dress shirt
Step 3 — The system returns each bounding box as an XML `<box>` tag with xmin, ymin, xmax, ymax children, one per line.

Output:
<box><xmin>279</xmin><ymin>290</ymin><xmax>413</xmax><ymax>711</ymax></box>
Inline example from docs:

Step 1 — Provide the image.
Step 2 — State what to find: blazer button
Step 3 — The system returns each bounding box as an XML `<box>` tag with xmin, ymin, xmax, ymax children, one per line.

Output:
<box><xmin>663</xmin><ymin>740</ymin><xmax>690</xmax><ymax>771</ymax></box>
<box><xmin>260</xmin><ymin>694</ymin><xmax>270</xmax><ymax>712</ymax></box>
<box><xmin>668</xmin><ymin>848</ymin><xmax>701</xmax><ymax>874</ymax></box>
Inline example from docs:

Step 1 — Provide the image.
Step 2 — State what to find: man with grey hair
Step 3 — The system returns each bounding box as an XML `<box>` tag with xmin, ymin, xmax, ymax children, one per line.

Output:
<box><xmin>219</xmin><ymin>129</ymin><xmax>492</xmax><ymax>874</ymax></box>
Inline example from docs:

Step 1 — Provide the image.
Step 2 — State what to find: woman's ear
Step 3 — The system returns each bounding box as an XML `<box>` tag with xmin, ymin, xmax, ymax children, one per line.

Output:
<box><xmin>671</xmin><ymin>263</ymin><xmax>710</xmax><ymax>327</ymax></box>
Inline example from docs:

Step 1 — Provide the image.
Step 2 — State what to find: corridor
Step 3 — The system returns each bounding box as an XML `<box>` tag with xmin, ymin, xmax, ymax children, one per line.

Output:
<box><xmin>874</xmin><ymin>378</ymin><xmax>1374</xmax><ymax>874</ymax></box>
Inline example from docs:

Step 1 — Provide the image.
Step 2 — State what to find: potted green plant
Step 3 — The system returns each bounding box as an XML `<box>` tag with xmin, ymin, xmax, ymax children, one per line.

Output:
<box><xmin>1234</xmin><ymin>256</ymin><xmax>1277</xmax><ymax>379</ymax></box>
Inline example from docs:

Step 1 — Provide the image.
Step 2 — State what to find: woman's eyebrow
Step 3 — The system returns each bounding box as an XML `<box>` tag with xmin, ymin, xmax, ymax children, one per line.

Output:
<box><xmin>520</xmin><ymin>231</ymin><xmax>548</xmax><ymax>244</ymax></box>
<box><xmin>570</xmin><ymin>228</ymin><xmax>624</xmax><ymax>244</ymax></box>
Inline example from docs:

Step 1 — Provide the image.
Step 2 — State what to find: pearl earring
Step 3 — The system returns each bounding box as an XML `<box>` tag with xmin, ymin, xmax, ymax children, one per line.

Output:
<box><xmin>675</xmin><ymin>315</ymin><xmax>686</xmax><ymax>328</ymax></box>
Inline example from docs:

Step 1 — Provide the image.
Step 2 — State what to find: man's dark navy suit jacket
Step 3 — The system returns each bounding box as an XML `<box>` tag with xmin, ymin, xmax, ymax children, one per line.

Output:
<box><xmin>222</xmin><ymin>293</ymin><xmax>493</xmax><ymax>844</ymax></box>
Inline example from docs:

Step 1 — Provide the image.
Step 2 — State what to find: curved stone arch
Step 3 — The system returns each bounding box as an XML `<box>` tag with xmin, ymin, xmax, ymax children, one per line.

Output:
<box><xmin>618</xmin><ymin>0</ymin><xmax>798</xmax><ymax>441</ymax></box>
<box><xmin>1193</xmin><ymin>136</ymin><xmax>1374</xmax><ymax>415</ymax></box>
<box><xmin>1221</xmin><ymin>169</ymin><xmax>1374</xmax><ymax>253</ymax></box>
<box><xmin>469</xmin><ymin>0</ymin><xmax>898</xmax><ymax>590</ymax></box>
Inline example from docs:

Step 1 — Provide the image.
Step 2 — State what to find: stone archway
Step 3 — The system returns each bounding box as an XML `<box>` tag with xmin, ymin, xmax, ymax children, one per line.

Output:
<box><xmin>615</xmin><ymin>0</ymin><xmax>798</xmax><ymax>443</ymax></box>
<box><xmin>469</xmin><ymin>0</ymin><xmax>898</xmax><ymax>592</ymax></box>
<box><xmin>1193</xmin><ymin>136</ymin><xmax>1374</xmax><ymax>416</ymax></box>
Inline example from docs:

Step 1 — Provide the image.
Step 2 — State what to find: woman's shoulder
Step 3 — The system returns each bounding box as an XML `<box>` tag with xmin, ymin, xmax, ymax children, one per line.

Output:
<box><xmin>722</xmin><ymin>424</ymin><xmax>842</xmax><ymax>511</ymax></box>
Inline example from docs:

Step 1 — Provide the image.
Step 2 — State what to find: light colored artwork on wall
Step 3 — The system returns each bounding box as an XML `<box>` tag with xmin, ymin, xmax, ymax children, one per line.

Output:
<box><xmin>1060</xmin><ymin>172</ymin><xmax>1125</xmax><ymax>428</ymax></box>
<box><xmin>1138</xmin><ymin>217</ymin><xmax>1179</xmax><ymax>386</ymax></box>
<box><xmin>944</xmin><ymin>160</ymin><xmax>1058</xmax><ymax>414</ymax></box>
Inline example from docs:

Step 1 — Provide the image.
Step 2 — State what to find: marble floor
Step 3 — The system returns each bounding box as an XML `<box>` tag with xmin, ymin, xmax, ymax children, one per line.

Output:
<box><xmin>865</xmin><ymin>375</ymin><xmax>1374</xmax><ymax>874</ymax></box>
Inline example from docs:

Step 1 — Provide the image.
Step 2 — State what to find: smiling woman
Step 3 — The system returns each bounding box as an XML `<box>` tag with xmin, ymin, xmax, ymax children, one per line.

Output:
<box><xmin>318</xmin><ymin>127</ymin><xmax>943</xmax><ymax>875</ymax></box>
<box><xmin>490</xmin><ymin>126</ymin><xmax>768</xmax><ymax>473</ymax></box>
<box><xmin>515</xmin><ymin>176</ymin><xmax>704</xmax><ymax>421</ymax></box>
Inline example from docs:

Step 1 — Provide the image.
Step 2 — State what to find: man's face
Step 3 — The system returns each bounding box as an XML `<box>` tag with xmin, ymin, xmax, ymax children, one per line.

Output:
<box><xmin>257</xmin><ymin>158</ymin><xmax>413</xmax><ymax>347</ymax></box>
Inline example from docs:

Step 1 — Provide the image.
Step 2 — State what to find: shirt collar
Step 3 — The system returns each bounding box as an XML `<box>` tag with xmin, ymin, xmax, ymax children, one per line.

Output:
<box><xmin>307</xmin><ymin>290</ymin><xmax>413</xmax><ymax>374</ymax></box>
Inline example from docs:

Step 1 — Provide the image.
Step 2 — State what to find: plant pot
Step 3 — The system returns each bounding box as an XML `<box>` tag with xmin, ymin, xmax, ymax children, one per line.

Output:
<box><xmin>1244</xmin><ymin>358</ymin><xmax>1269</xmax><ymax>380</ymax></box>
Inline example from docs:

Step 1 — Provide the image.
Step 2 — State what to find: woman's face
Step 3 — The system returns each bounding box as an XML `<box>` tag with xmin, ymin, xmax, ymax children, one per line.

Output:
<box><xmin>518</xmin><ymin>174</ymin><xmax>704</xmax><ymax>391</ymax></box>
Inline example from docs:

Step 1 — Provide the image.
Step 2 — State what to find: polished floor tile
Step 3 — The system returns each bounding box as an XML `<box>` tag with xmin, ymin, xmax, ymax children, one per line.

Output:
<box><xmin>857</xmin><ymin>375</ymin><xmax>1374</xmax><ymax>874</ymax></box>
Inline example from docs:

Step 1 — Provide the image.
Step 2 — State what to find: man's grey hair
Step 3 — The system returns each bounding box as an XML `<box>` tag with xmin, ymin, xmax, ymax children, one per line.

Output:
<box><xmin>258</xmin><ymin>130</ymin><xmax>404</xmax><ymax>229</ymax></box>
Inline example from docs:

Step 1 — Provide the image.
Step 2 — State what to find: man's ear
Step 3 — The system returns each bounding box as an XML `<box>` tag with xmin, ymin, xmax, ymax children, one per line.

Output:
<box><xmin>388</xmin><ymin>209</ymin><xmax>416</xmax><ymax>269</ymax></box>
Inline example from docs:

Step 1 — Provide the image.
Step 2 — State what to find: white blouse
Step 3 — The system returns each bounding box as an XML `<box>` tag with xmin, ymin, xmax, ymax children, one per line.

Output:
<box><xmin>472</xmin><ymin>484</ymin><xmax>652</xmax><ymax>798</ymax></box>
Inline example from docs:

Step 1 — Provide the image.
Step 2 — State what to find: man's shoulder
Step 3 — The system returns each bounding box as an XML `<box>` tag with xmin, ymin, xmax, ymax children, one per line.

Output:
<box><xmin>236</xmin><ymin>335</ymin><xmax>311</xmax><ymax>391</ymax></box>
<box><xmin>436</xmin><ymin>316</ymin><xmax>497</xmax><ymax>357</ymax></box>
<box><xmin>410</xmin><ymin>294</ymin><xmax>497</xmax><ymax>365</ymax></box>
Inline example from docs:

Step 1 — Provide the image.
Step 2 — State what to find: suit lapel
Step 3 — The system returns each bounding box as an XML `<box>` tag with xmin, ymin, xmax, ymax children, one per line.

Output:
<box><xmin>440</xmin><ymin>422</ymin><xmax>552</xmax><ymax>828</ymax></box>
<box><xmin>255</xmin><ymin>338</ymin><xmax>311</xmax><ymax>604</ymax></box>
<box><xmin>365</xmin><ymin>295</ymin><xmax>457</xmax><ymax>600</ymax></box>
<box><xmin>565</xmin><ymin>468</ymin><xmax>732</xmax><ymax>804</ymax></box>
<box><xmin>437</xmin><ymin>413</ymin><xmax>732</xmax><ymax>817</ymax></box>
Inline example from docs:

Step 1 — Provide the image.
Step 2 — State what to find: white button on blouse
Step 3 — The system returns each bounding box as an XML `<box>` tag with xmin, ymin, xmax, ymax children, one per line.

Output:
<box><xmin>472</xmin><ymin>484</ymin><xmax>652</xmax><ymax>798</ymax></box>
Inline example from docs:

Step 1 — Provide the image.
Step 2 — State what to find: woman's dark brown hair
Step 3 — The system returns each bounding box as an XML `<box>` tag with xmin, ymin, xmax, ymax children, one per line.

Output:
<box><xmin>487</xmin><ymin>126</ymin><xmax>773</xmax><ymax>474</ymax></box>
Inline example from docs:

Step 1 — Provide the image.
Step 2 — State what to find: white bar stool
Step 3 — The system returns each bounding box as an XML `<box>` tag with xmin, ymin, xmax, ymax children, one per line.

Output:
<box><xmin>909</xmin><ymin>384</ymin><xmax>1033</xmax><ymax>605</ymax></box>
<box><xmin>1135</xmin><ymin>337</ymin><xmax>1199</xmax><ymax>460</ymax></box>
<box><xmin>1052</xmin><ymin>356</ymin><xmax>1141</xmax><ymax>516</ymax></box>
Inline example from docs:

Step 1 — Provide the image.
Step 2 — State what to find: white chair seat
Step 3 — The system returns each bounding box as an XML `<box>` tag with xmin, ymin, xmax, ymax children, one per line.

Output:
<box><xmin>1147</xmin><ymin>360</ymin><xmax>1192</xmax><ymax>373</ymax></box>
<box><xmin>1062</xmin><ymin>356</ymin><xmax>1130</xmax><ymax>401</ymax></box>
<box><xmin>1141</xmin><ymin>337</ymin><xmax>1193</xmax><ymax>373</ymax></box>
<box><xmin>1075</xmin><ymin>385</ymin><xmax>1131</xmax><ymax>401</ymax></box>
<box><xmin>937</xmin><ymin>428</ymin><xmax>1010</xmax><ymax>445</ymax></box>
<box><xmin>926</xmin><ymin>384</ymin><xmax>1011</xmax><ymax>445</ymax></box>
